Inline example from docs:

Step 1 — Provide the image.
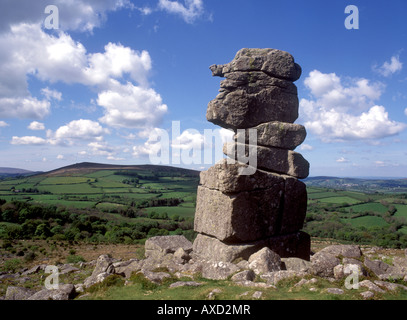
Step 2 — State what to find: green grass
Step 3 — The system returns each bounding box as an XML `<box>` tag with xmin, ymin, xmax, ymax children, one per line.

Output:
<box><xmin>345</xmin><ymin>202</ymin><xmax>388</xmax><ymax>214</ymax></box>
<box><xmin>144</xmin><ymin>206</ymin><xmax>195</xmax><ymax>218</ymax></box>
<box><xmin>78</xmin><ymin>272</ymin><xmax>407</xmax><ymax>301</ymax></box>
<box><xmin>342</xmin><ymin>216</ymin><xmax>389</xmax><ymax>228</ymax></box>
<box><xmin>318</xmin><ymin>196</ymin><xmax>360</xmax><ymax>205</ymax></box>
<box><xmin>394</xmin><ymin>204</ymin><xmax>407</xmax><ymax>218</ymax></box>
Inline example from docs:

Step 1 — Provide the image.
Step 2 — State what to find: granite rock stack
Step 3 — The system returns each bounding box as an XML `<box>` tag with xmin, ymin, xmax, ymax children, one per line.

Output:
<box><xmin>193</xmin><ymin>48</ymin><xmax>311</xmax><ymax>262</ymax></box>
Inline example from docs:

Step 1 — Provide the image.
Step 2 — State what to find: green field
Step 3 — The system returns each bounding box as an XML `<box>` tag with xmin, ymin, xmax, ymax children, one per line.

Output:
<box><xmin>0</xmin><ymin>166</ymin><xmax>200</xmax><ymax>220</ymax></box>
<box><xmin>342</xmin><ymin>216</ymin><xmax>389</xmax><ymax>228</ymax></box>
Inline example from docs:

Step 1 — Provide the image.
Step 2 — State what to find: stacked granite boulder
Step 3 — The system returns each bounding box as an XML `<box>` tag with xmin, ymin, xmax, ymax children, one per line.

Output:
<box><xmin>193</xmin><ymin>48</ymin><xmax>311</xmax><ymax>263</ymax></box>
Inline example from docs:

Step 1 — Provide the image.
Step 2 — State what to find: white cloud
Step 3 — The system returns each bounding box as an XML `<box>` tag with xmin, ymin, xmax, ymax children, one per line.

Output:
<box><xmin>0</xmin><ymin>121</ymin><xmax>9</xmax><ymax>127</ymax></box>
<box><xmin>300</xmin><ymin>70</ymin><xmax>407</xmax><ymax>142</ymax></box>
<box><xmin>28</xmin><ymin>121</ymin><xmax>45</xmax><ymax>131</ymax></box>
<box><xmin>158</xmin><ymin>0</ymin><xmax>204</xmax><ymax>23</ymax></box>
<box><xmin>57</xmin><ymin>154</ymin><xmax>64</xmax><ymax>160</ymax></box>
<box><xmin>336</xmin><ymin>157</ymin><xmax>349</xmax><ymax>163</ymax></box>
<box><xmin>41</xmin><ymin>87</ymin><xmax>62</xmax><ymax>101</ymax></box>
<box><xmin>53</xmin><ymin>119</ymin><xmax>109</xmax><ymax>143</ymax></box>
<box><xmin>132</xmin><ymin>128</ymin><xmax>169</xmax><ymax>157</ymax></box>
<box><xmin>0</xmin><ymin>97</ymin><xmax>50</xmax><ymax>119</ymax></box>
<box><xmin>373</xmin><ymin>55</ymin><xmax>403</xmax><ymax>77</ymax></box>
<box><xmin>11</xmin><ymin>136</ymin><xmax>47</xmax><ymax>145</ymax></box>
<box><xmin>84</xmin><ymin>43</ymin><xmax>152</xmax><ymax>87</ymax></box>
<box><xmin>172</xmin><ymin>129</ymin><xmax>204</xmax><ymax>150</ymax></box>
<box><xmin>405</xmin><ymin>108</ymin><xmax>407</xmax><ymax>116</ymax></box>
<box><xmin>97</xmin><ymin>82</ymin><xmax>168</xmax><ymax>129</ymax></box>
<box><xmin>0</xmin><ymin>23</ymin><xmax>163</xmax><ymax>131</ymax></box>
<box><xmin>0</xmin><ymin>0</ymin><xmax>134</xmax><ymax>33</ymax></box>
<box><xmin>300</xmin><ymin>144</ymin><xmax>314</xmax><ymax>151</ymax></box>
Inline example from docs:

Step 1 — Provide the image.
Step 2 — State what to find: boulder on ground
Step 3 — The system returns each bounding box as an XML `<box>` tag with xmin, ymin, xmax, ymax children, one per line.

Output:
<box><xmin>27</xmin><ymin>284</ymin><xmax>75</xmax><ymax>301</ymax></box>
<box><xmin>248</xmin><ymin>247</ymin><xmax>281</xmax><ymax>275</ymax></box>
<box><xmin>311</xmin><ymin>251</ymin><xmax>341</xmax><ymax>278</ymax></box>
<box><xmin>5</xmin><ymin>286</ymin><xmax>36</xmax><ymax>300</ymax></box>
<box><xmin>145</xmin><ymin>235</ymin><xmax>193</xmax><ymax>259</ymax></box>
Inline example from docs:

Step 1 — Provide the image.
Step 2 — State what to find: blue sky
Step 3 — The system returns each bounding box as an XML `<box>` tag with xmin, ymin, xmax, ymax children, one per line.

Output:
<box><xmin>0</xmin><ymin>0</ymin><xmax>406</xmax><ymax>177</ymax></box>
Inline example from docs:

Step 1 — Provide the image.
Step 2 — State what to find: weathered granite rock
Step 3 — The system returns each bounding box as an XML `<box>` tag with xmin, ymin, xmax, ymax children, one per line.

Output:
<box><xmin>83</xmin><ymin>255</ymin><xmax>115</xmax><ymax>288</ymax></box>
<box><xmin>210</xmin><ymin>48</ymin><xmax>302</xmax><ymax>82</ymax></box>
<box><xmin>207</xmin><ymin>85</ymin><xmax>299</xmax><ymax>130</ymax></box>
<box><xmin>281</xmin><ymin>257</ymin><xmax>312</xmax><ymax>273</ymax></box>
<box><xmin>192</xmin><ymin>232</ymin><xmax>310</xmax><ymax>263</ymax></box>
<box><xmin>363</xmin><ymin>258</ymin><xmax>396</xmax><ymax>277</ymax></box>
<box><xmin>199</xmin><ymin>159</ymin><xmax>286</xmax><ymax>193</ymax></box>
<box><xmin>235</xmin><ymin>121</ymin><xmax>307</xmax><ymax>150</ymax></box>
<box><xmin>5</xmin><ymin>286</ymin><xmax>36</xmax><ymax>300</ymax></box>
<box><xmin>200</xmin><ymin>260</ymin><xmax>240</xmax><ymax>280</ymax></box>
<box><xmin>326</xmin><ymin>288</ymin><xmax>344</xmax><ymax>295</ymax></box>
<box><xmin>145</xmin><ymin>235</ymin><xmax>193</xmax><ymax>259</ymax></box>
<box><xmin>27</xmin><ymin>284</ymin><xmax>75</xmax><ymax>300</ymax></box>
<box><xmin>114</xmin><ymin>260</ymin><xmax>143</xmax><ymax>278</ymax></box>
<box><xmin>311</xmin><ymin>251</ymin><xmax>341</xmax><ymax>278</ymax></box>
<box><xmin>169</xmin><ymin>281</ymin><xmax>203</xmax><ymax>288</ymax></box>
<box><xmin>141</xmin><ymin>270</ymin><xmax>171</xmax><ymax>284</ymax></box>
<box><xmin>359</xmin><ymin>280</ymin><xmax>385</xmax><ymax>293</ymax></box>
<box><xmin>194</xmin><ymin>185</ymin><xmax>282</xmax><ymax>242</ymax></box>
<box><xmin>223</xmin><ymin>142</ymin><xmax>309</xmax><ymax>179</ymax></box>
<box><xmin>333</xmin><ymin>264</ymin><xmax>364</xmax><ymax>280</ymax></box>
<box><xmin>261</xmin><ymin>270</ymin><xmax>307</xmax><ymax>286</ymax></box>
<box><xmin>193</xmin><ymin>48</ymin><xmax>310</xmax><ymax>265</ymax></box>
<box><xmin>248</xmin><ymin>248</ymin><xmax>281</xmax><ymax>275</ymax></box>
<box><xmin>195</xmin><ymin>174</ymin><xmax>307</xmax><ymax>242</ymax></box>
<box><xmin>318</xmin><ymin>244</ymin><xmax>362</xmax><ymax>259</ymax></box>
<box><xmin>231</xmin><ymin>270</ymin><xmax>256</xmax><ymax>282</ymax></box>
<box><xmin>220</xmin><ymin>71</ymin><xmax>298</xmax><ymax>94</ymax></box>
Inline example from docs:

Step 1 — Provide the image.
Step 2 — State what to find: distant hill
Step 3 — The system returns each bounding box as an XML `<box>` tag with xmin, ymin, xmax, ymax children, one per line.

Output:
<box><xmin>0</xmin><ymin>167</ymin><xmax>40</xmax><ymax>178</ymax></box>
<box><xmin>41</xmin><ymin>162</ymin><xmax>200</xmax><ymax>177</ymax></box>
<box><xmin>304</xmin><ymin>176</ymin><xmax>407</xmax><ymax>193</ymax></box>
<box><xmin>0</xmin><ymin>167</ymin><xmax>33</xmax><ymax>174</ymax></box>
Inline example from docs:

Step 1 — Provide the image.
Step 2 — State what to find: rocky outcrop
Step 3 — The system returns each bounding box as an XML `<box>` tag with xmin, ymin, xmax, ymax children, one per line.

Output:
<box><xmin>193</xmin><ymin>48</ymin><xmax>310</xmax><ymax>263</ymax></box>
<box><xmin>3</xmin><ymin>240</ymin><xmax>407</xmax><ymax>300</ymax></box>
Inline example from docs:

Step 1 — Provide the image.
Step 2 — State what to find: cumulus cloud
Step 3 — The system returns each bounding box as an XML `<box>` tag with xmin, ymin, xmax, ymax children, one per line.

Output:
<box><xmin>405</xmin><ymin>108</ymin><xmax>407</xmax><ymax>116</ymax></box>
<box><xmin>336</xmin><ymin>157</ymin><xmax>349</xmax><ymax>163</ymax></box>
<box><xmin>13</xmin><ymin>119</ymin><xmax>109</xmax><ymax>147</ymax></box>
<box><xmin>0</xmin><ymin>0</ymin><xmax>133</xmax><ymax>33</ymax></box>
<box><xmin>28</xmin><ymin>121</ymin><xmax>45</xmax><ymax>131</ymax></box>
<box><xmin>97</xmin><ymin>82</ymin><xmax>168</xmax><ymax>129</ymax></box>
<box><xmin>373</xmin><ymin>55</ymin><xmax>403</xmax><ymax>77</ymax></box>
<box><xmin>158</xmin><ymin>0</ymin><xmax>204</xmax><ymax>23</ymax></box>
<box><xmin>0</xmin><ymin>22</ymin><xmax>164</xmax><ymax>133</ymax></box>
<box><xmin>300</xmin><ymin>70</ymin><xmax>407</xmax><ymax>142</ymax></box>
<box><xmin>41</xmin><ymin>87</ymin><xmax>62</xmax><ymax>101</ymax></box>
<box><xmin>52</xmin><ymin>119</ymin><xmax>109</xmax><ymax>143</ymax></box>
<box><xmin>0</xmin><ymin>97</ymin><xmax>50</xmax><ymax>119</ymax></box>
<box><xmin>300</xmin><ymin>144</ymin><xmax>314</xmax><ymax>151</ymax></box>
<box><xmin>11</xmin><ymin>136</ymin><xmax>47</xmax><ymax>145</ymax></box>
<box><xmin>0</xmin><ymin>121</ymin><xmax>9</xmax><ymax>128</ymax></box>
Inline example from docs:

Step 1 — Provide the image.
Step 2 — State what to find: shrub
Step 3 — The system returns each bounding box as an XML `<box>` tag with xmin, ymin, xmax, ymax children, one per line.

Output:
<box><xmin>66</xmin><ymin>254</ymin><xmax>86</xmax><ymax>264</ymax></box>
<box><xmin>1</xmin><ymin>258</ymin><xmax>22</xmax><ymax>273</ymax></box>
<box><xmin>23</xmin><ymin>251</ymin><xmax>36</xmax><ymax>263</ymax></box>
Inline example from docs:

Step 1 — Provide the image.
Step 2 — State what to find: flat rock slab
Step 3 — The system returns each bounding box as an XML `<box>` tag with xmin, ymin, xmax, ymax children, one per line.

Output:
<box><xmin>234</xmin><ymin>121</ymin><xmax>307</xmax><ymax>150</ymax></box>
<box><xmin>223</xmin><ymin>142</ymin><xmax>309</xmax><ymax>179</ymax></box>
<box><xmin>196</xmin><ymin>169</ymin><xmax>307</xmax><ymax>242</ymax></box>
<box><xmin>145</xmin><ymin>235</ymin><xmax>193</xmax><ymax>258</ymax></box>
<box><xmin>192</xmin><ymin>232</ymin><xmax>310</xmax><ymax>263</ymax></box>
<box><xmin>207</xmin><ymin>86</ymin><xmax>298</xmax><ymax>130</ymax></box>
<box><xmin>194</xmin><ymin>185</ymin><xmax>306</xmax><ymax>242</ymax></box>
<box><xmin>210</xmin><ymin>48</ymin><xmax>302</xmax><ymax>82</ymax></box>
